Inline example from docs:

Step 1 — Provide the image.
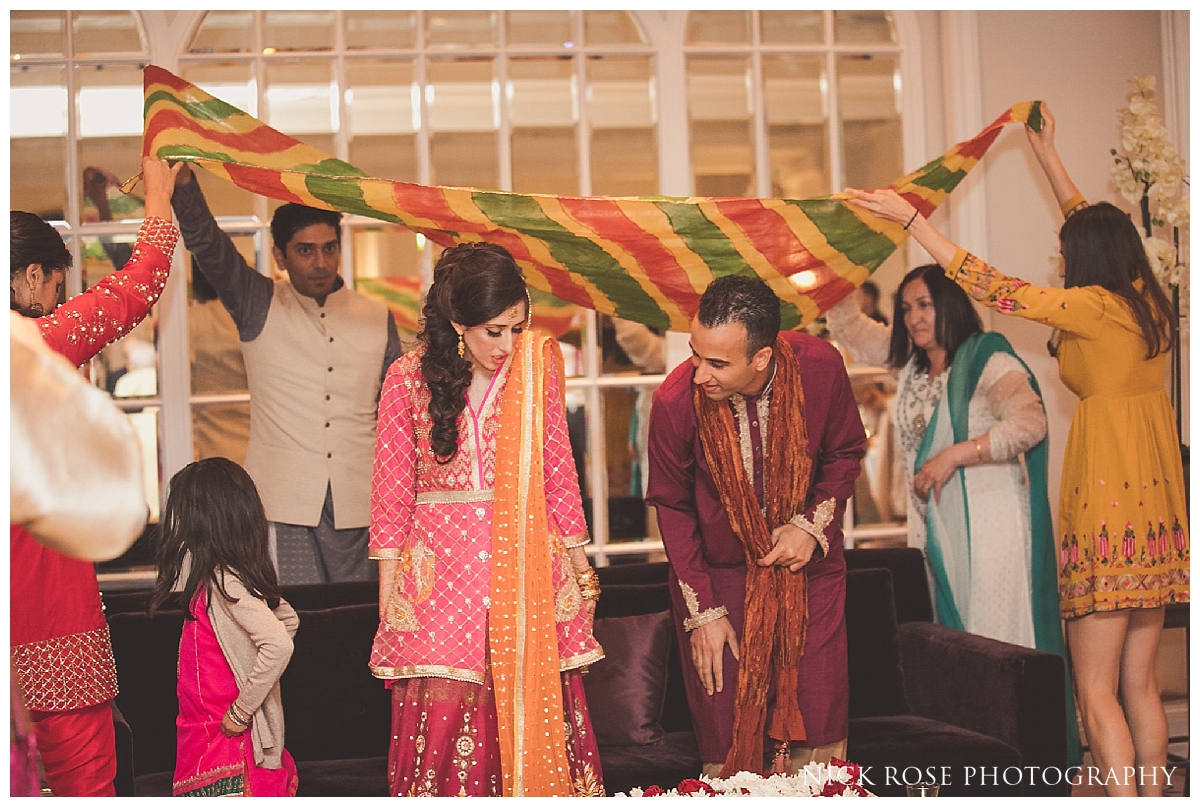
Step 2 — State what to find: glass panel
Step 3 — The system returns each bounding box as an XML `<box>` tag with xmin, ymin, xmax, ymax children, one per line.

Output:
<box><xmin>189</xmin><ymin>263</ymin><xmax>251</xmax><ymax>465</ymax></box>
<box><xmin>764</xmin><ymin>54</ymin><xmax>829</xmax><ymax>198</ymax></box>
<box><xmin>687</xmin><ymin>55</ymin><xmax>754</xmax><ymax>197</ymax></box>
<box><xmin>591</xmin><ymin>129</ymin><xmax>657</xmax><ymax>197</ymax></box>
<box><xmin>601</xmin><ymin>385</ymin><xmax>652</xmax><ymax>541</ymax></box>
<box><xmin>11</xmin><ymin>64</ymin><xmax>66</xmax><ymax>217</ymax></box>
<box><xmin>506</xmin><ymin>10</ymin><xmax>575</xmax><ymax>48</ymax></box>
<box><xmin>264</xmin><ymin>59</ymin><xmax>335</xmax><ymax>134</ymax></box>
<box><xmin>838</xmin><ymin>54</ymin><xmax>903</xmax><ymax>191</ymax></box>
<box><xmin>81</xmin><ymin>233</ymin><xmax>158</xmax><ymax>396</ymax></box>
<box><xmin>345</xmin><ymin>10</ymin><xmax>416</xmax><ymax>51</ymax></box>
<box><xmin>510</xmin><ymin>57</ymin><xmax>578</xmax><ymax>195</ymax></box>
<box><xmin>350</xmin><ymin>225</ymin><xmax>425</xmax><ymax>348</ymax></box>
<box><xmin>858</xmin><ymin>250</ymin><xmax>907</xmax><ymax>330</ymax></box>
<box><xmin>587</xmin><ymin>55</ymin><xmax>657</xmax><ymax>196</ymax></box>
<box><xmin>583</xmin><ymin>11</ymin><xmax>644</xmax><ymax>45</ymax></box>
<box><xmin>191</xmin><ymin>401</ymin><xmax>250</xmax><ymax>464</ymax></box>
<box><xmin>512</xmin><ymin>128</ymin><xmax>578</xmax><ymax>195</ymax></box>
<box><xmin>848</xmin><ymin>371</ymin><xmax>904</xmax><ymax>528</ymax></box>
<box><xmin>264</xmin><ymin>10</ymin><xmax>334</xmax><ymax>53</ymax></box>
<box><xmin>425</xmin><ymin>11</ymin><xmax>496</xmax><ymax>49</ymax></box>
<box><xmin>76</xmin><ymin>63</ymin><xmax>144</xmax><ymax>222</ymax></box>
<box><xmin>685</xmin><ymin>10</ymin><xmax>749</xmax><ymax>45</ymax></box>
<box><xmin>123</xmin><ymin>402</ymin><xmax>164</xmax><ymax>522</ymax></box>
<box><xmin>834</xmin><ymin>10</ymin><xmax>896</xmax><ymax>45</ymax></box>
<box><xmin>347</xmin><ymin>59</ymin><xmax>417</xmax><ymax>182</ymax></box>
<box><xmin>760</xmin><ymin>10</ymin><xmax>825</xmax><ymax>46</ymax></box>
<box><xmin>556</xmin><ymin>312</ymin><xmax>586</xmax><ymax>379</ymax></box>
<box><xmin>188</xmin><ymin>10</ymin><xmax>255</xmax><ymax>55</ymax></box>
<box><xmin>427</xmin><ymin>58</ymin><xmax>498</xmax><ymax>189</ymax></box>
<box><xmin>11</xmin><ymin>10</ymin><xmax>66</xmax><ymax>59</ymax></box>
<box><xmin>178</xmin><ymin>61</ymin><xmax>258</xmax><ymax>217</ymax></box>
<box><xmin>602</xmin><ymin>316</ymin><xmax>666</xmax><ymax>377</ymax></box>
<box><xmin>72</xmin><ymin>11</ymin><xmax>144</xmax><ymax>57</ymax></box>
<box><xmin>563</xmin><ymin>390</ymin><xmax>590</xmax><ymax>494</ymax></box>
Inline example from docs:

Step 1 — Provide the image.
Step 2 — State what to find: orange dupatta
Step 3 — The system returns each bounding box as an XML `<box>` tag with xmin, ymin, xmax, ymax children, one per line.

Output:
<box><xmin>489</xmin><ymin>331</ymin><xmax>574</xmax><ymax>796</ymax></box>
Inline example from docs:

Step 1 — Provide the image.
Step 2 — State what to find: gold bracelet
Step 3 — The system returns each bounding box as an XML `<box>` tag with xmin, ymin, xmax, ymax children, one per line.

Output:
<box><xmin>973</xmin><ymin>439</ymin><xmax>984</xmax><ymax>463</ymax></box>
<box><xmin>575</xmin><ymin>567</ymin><xmax>601</xmax><ymax>602</ymax></box>
<box><xmin>228</xmin><ymin>702</ymin><xmax>252</xmax><ymax>726</ymax></box>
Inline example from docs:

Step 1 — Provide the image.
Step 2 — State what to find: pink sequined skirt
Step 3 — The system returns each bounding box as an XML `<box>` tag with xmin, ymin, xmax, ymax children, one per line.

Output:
<box><xmin>388</xmin><ymin>669</ymin><xmax>604</xmax><ymax>796</ymax></box>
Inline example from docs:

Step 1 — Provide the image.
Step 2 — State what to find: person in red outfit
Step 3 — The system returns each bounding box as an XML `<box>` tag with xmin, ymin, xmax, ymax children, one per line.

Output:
<box><xmin>646</xmin><ymin>276</ymin><xmax>866</xmax><ymax>777</ymax></box>
<box><xmin>9</xmin><ymin>156</ymin><xmax>182</xmax><ymax>796</ymax></box>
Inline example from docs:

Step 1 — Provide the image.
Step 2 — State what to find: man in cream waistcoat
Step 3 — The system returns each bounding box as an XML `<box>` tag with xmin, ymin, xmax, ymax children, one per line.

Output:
<box><xmin>172</xmin><ymin>166</ymin><xmax>403</xmax><ymax>584</ymax></box>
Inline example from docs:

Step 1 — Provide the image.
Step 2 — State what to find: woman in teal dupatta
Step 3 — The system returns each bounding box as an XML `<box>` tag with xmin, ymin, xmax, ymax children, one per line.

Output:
<box><xmin>828</xmin><ymin>265</ymin><xmax>1081</xmax><ymax>766</ymax></box>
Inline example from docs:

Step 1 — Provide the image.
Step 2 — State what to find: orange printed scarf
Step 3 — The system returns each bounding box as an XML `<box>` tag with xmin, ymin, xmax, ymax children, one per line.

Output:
<box><xmin>694</xmin><ymin>335</ymin><xmax>811</xmax><ymax>776</ymax></box>
<box><xmin>490</xmin><ymin>332</ymin><xmax>573</xmax><ymax>796</ymax></box>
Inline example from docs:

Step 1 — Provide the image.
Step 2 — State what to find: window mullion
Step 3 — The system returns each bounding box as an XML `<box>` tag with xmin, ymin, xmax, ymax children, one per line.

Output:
<box><xmin>496</xmin><ymin>16</ymin><xmax>513</xmax><ymax>193</ymax></box>
<box><xmin>825</xmin><ymin>17</ymin><xmax>843</xmax><ymax>195</ymax></box>
<box><xmin>64</xmin><ymin>12</ymin><xmax>83</xmax><ymax>297</ymax></box>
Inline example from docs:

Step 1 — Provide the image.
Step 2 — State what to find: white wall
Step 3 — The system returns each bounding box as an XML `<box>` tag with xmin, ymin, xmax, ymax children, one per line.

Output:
<box><xmin>970</xmin><ymin>11</ymin><xmax>1170</xmax><ymax>528</ymax></box>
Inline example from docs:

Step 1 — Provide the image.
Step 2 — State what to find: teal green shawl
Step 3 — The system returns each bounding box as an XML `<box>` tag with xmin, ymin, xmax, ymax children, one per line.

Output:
<box><xmin>914</xmin><ymin>331</ymin><xmax>1082</xmax><ymax>767</ymax></box>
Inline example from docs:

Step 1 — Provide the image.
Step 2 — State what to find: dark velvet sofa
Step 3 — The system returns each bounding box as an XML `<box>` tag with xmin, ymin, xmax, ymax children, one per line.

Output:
<box><xmin>104</xmin><ymin>548</ymin><xmax>1068</xmax><ymax>796</ymax></box>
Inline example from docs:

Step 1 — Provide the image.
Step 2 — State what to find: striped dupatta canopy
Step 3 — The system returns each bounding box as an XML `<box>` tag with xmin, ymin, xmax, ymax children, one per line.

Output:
<box><xmin>141</xmin><ymin>65</ymin><xmax>1041</xmax><ymax>332</ymax></box>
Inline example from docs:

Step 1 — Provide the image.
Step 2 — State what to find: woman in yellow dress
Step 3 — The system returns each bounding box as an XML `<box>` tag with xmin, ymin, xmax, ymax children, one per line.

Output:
<box><xmin>846</xmin><ymin>103</ymin><xmax>1188</xmax><ymax>797</ymax></box>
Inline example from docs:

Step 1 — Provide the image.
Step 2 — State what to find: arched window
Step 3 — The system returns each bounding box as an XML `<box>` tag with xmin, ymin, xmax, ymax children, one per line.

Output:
<box><xmin>10</xmin><ymin>10</ymin><xmax>909</xmax><ymax>576</ymax></box>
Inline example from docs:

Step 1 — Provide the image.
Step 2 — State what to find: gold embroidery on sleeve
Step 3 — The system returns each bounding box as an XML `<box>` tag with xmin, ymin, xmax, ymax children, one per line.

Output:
<box><xmin>679</xmin><ymin>579</ymin><xmax>728</xmax><ymax>632</ymax></box>
<box><xmin>789</xmin><ymin>497</ymin><xmax>837</xmax><ymax>556</ymax></box>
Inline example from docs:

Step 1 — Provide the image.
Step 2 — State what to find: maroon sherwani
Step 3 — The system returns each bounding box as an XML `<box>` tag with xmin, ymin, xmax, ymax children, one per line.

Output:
<box><xmin>646</xmin><ymin>331</ymin><xmax>866</xmax><ymax>764</ymax></box>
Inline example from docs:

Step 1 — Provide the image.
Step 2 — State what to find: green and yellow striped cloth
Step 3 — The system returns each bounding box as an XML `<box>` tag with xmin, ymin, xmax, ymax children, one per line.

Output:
<box><xmin>141</xmin><ymin>65</ymin><xmax>1041</xmax><ymax>332</ymax></box>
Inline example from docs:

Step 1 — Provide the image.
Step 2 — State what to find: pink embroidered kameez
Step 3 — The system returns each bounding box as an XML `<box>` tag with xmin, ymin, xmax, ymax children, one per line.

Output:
<box><xmin>369</xmin><ymin>343</ymin><xmax>604</xmax><ymax>796</ymax></box>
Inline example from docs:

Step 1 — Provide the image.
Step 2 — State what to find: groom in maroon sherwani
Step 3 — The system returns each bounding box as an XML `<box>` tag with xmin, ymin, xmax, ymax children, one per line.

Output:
<box><xmin>646</xmin><ymin>276</ymin><xmax>866</xmax><ymax>777</ymax></box>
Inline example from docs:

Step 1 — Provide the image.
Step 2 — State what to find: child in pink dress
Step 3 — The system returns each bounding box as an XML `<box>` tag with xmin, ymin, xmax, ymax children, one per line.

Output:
<box><xmin>149</xmin><ymin>458</ymin><xmax>300</xmax><ymax>797</ymax></box>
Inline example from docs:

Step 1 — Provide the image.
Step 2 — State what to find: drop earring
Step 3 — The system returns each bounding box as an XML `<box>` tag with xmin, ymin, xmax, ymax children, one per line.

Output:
<box><xmin>457</xmin><ymin>333</ymin><xmax>465</xmax><ymax>358</ymax></box>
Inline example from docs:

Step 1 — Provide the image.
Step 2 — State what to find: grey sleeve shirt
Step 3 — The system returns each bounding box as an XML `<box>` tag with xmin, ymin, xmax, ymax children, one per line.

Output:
<box><xmin>171</xmin><ymin>177</ymin><xmax>273</xmax><ymax>342</ymax></box>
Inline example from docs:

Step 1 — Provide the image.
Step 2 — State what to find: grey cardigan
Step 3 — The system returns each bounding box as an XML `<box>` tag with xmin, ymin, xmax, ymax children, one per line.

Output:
<box><xmin>208</xmin><ymin>570</ymin><xmax>300</xmax><ymax>769</ymax></box>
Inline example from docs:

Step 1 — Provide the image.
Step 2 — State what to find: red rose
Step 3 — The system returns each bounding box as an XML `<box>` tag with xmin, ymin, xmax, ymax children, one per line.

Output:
<box><xmin>828</xmin><ymin>757</ymin><xmax>862</xmax><ymax>784</ymax></box>
<box><xmin>642</xmin><ymin>785</ymin><xmax>665</xmax><ymax>797</ymax></box>
<box><xmin>822</xmin><ymin>781</ymin><xmax>848</xmax><ymax>796</ymax></box>
<box><xmin>676</xmin><ymin>779</ymin><xmax>716</xmax><ymax>796</ymax></box>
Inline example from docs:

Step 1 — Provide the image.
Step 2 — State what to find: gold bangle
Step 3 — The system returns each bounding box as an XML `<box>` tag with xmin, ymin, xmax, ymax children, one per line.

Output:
<box><xmin>231</xmin><ymin>702</ymin><xmax>253</xmax><ymax>722</ymax></box>
<box><xmin>575</xmin><ymin>567</ymin><xmax>601</xmax><ymax>601</ymax></box>
<box><xmin>228</xmin><ymin>704</ymin><xmax>252</xmax><ymax>727</ymax></box>
<box><xmin>973</xmin><ymin>439</ymin><xmax>984</xmax><ymax>463</ymax></box>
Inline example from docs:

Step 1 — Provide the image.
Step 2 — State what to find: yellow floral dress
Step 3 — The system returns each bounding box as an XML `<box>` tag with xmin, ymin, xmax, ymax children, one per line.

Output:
<box><xmin>944</xmin><ymin>245</ymin><xmax>1189</xmax><ymax>618</ymax></box>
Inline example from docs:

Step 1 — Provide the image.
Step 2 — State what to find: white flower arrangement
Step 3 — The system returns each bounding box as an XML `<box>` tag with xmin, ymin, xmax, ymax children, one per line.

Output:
<box><xmin>618</xmin><ymin>761</ymin><xmax>872</xmax><ymax>797</ymax></box>
<box><xmin>1109</xmin><ymin>74</ymin><xmax>1189</xmax><ymax>309</ymax></box>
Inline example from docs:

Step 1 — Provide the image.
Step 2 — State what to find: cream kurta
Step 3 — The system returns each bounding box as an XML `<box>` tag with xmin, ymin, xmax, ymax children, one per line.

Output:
<box><xmin>827</xmin><ymin>296</ymin><xmax>1049</xmax><ymax>647</ymax></box>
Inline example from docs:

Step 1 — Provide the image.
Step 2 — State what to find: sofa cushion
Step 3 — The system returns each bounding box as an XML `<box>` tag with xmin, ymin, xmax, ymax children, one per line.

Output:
<box><xmin>109</xmin><ymin>610</ymin><xmax>186</xmax><ymax>776</ymax></box>
<box><xmin>845</xmin><ymin>567</ymin><xmax>910</xmax><ymax>718</ymax></box>
<box><xmin>848</xmin><ymin>714</ymin><xmax>1022</xmax><ymax>797</ymax></box>
<box><xmin>584</xmin><ymin>610</ymin><xmax>673</xmax><ymax>746</ymax></box>
<box><xmin>598</xmin><ymin>731</ymin><xmax>703</xmax><ymax>796</ymax></box>
<box><xmin>279</xmin><ymin>603</ymin><xmax>391</xmax><ymax>762</ymax></box>
<box><xmin>844</xmin><ymin>548</ymin><xmax>933</xmax><ymax>623</ymax></box>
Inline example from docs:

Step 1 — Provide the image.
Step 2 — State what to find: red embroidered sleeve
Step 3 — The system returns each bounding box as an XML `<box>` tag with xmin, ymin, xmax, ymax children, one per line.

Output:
<box><xmin>38</xmin><ymin>216</ymin><xmax>179</xmax><ymax>367</ymax></box>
